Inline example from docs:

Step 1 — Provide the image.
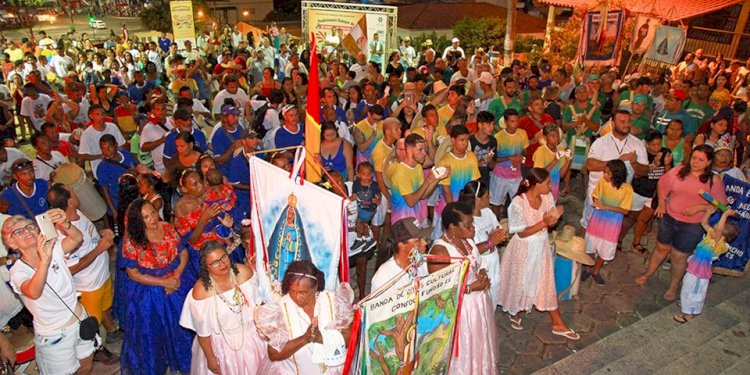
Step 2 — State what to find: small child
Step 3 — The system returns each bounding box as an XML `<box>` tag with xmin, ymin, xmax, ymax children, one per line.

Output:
<box><xmin>674</xmin><ymin>208</ymin><xmax>738</xmax><ymax>323</ymax></box>
<box><xmin>130</xmin><ymin>113</ymin><xmax>153</xmax><ymax>167</ymax></box>
<box><xmin>349</xmin><ymin>162</ymin><xmax>380</xmax><ymax>253</ymax></box>
<box><xmin>533</xmin><ymin>124</ymin><xmax>571</xmax><ymax>201</ymax></box>
<box><xmin>582</xmin><ymin>160</ymin><xmax>633</xmax><ymax>285</ymax></box>
<box><xmin>204</xmin><ymin>167</ymin><xmax>239</xmax><ymax>227</ymax></box>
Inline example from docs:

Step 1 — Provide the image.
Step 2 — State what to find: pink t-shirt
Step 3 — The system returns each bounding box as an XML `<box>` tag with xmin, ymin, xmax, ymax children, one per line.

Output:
<box><xmin>658</xmin><ymin>166</ymin><xmax>726</xmax><ymax>223</ymax></box>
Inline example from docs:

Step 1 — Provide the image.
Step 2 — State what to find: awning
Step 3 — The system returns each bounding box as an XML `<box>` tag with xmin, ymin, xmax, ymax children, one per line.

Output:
<box><xmin>537</xmin><ymin>0</ymin><xmax>745</xmax><ymax>22</ymax></box>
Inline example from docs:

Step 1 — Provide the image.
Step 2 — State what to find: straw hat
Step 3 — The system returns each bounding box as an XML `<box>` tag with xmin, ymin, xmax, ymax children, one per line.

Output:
<box><xmin>499</xmin><ymin>218</ymin><xmax>508</xmax><ymax>230</ymax></box>
<box><xmin>432</xmin><ymin>80</ymin><xmax>448</xmax><ymax>95</ymax></box>
<box><xmin>434</xmin><ymin>138</ymin><xmax>452</xmax><ymax>165</ymax></box>
<box><xmin>557</xmin><ymin>225</ymin><xmax>576</xmax><ymax>242</ymax></box>
<box><xmin>555</xmin><ymin>236</ymin><xmax>594</xmax><ymax>266</ymax></box>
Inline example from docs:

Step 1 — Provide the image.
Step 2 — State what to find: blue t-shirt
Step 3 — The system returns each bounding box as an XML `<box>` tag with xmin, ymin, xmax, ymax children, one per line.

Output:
<box><xmin>354</xmin><ymin>101</ymin><xmax>389</xmax><ymax>122</ymax></box>
<box><xmin>211</xmin><ymin>125</ymin><xmax>244</xmax><ymax>176</ymax></box>
<box><xmin>0</xmin><ymin>179</ymin><xmax>49</xmax><ymax>218</ymax></box>
<box><xmin>95</xmin><ymin>151</ymin><xmax>137</xmax><ymax>211</ymax></box>
<box><xmin>274</xmin><ymin>124</ymin><xmax>305</xmax><ymax>149</ymax></box>
<box><xmin>163</xmin><ymin>127</ymin><xmax>208</xmax><ymax>159</ymax></box>
<box><xmin>127</xmin><ymin>81</ymin><xmax>155</xmax><ymax>104</ymax></box>
<box><xmin>229</xmin><ymin>152</ymin><xmax>252</xmax><ymax>220</ymax></box>
<box><xmin>158</xmin><ymin>38</ymin><xmax>171</xmax><ymax>53</ymax></box>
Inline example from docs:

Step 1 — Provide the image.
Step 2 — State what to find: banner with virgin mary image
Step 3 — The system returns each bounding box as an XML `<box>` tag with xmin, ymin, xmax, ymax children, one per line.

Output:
<box><xmin>354</xmin><ymin>261</ymin><xmax>467</xmax><ymax>374</ymax></box>
<box><xmin>630</xmin><ymin>15</ymin><xmax>660</xmax><ymax>55</ymax></box>
<box><xmin>644</xmin><ymin>26</ymin><xmax>687</xmax><ymax>65</ymax></box>
<box><xmin>577</xmin><ymin>9</ymin><xmax>626</xmax><ymax>66</ymax></box>
<box><xmin>250</xmin><ymin>154</ymin><xmax>347</xmax><ymax>300</ymax></box>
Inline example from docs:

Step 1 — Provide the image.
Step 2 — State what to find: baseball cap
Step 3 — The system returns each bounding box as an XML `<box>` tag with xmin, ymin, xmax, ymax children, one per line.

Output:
<box><xmin>478</xmin><ymin>71</ymin><xmax>494</xmax><ymax>85</ymax></box>
<box><xmin>540</xmin><ymin>63</ymin><xmax>552</xmax><ymax>72</ymax></box>
<box><xmin>668</xmin><ymin>89</ymin><xmax>688</xmax><ymax>101</ymax></box>
<box><xmin>588</xmin><ymin>74</ymin><xmax>601</xmax><ymax>82</ymax></box>
<box><xmin>11</xmin><ymin>158</ymin><xmax>33</xmax><ymax>174</ymax></box>
<box><xmin>281</xmin><ymin>104</ymin><xmax>297</xmax><ymax>115</ymax></box>
<box><xmin>451</xmin><ymin>37</ymin><xmax>459</xmax><ymax>43</ymax></box>
<box><xmin>633</xmin><ymin>94</ymin><xmax>649</xmax><ymax>105</ymax></box>
<box><xmin>221</xmin><ymin>104</ymin><xmax>240</xmax><ymax>116</ymax></box>
<box><xmin>173</xmin><ymin>108</ymin><xmax>192</xmax><ymax>120</ymax></box>
<box><xmin>241</xmin><ymin>128</ymin><xmax>259</xmax><ymax>139</ymax></box>
<box><xmin>391</xmin><ymin>218</ymin><xmax>431</xmax><ymax>244</ymax></box>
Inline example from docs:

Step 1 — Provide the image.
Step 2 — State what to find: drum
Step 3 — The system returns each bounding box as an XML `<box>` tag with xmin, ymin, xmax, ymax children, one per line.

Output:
<box><xmin>9</xmin><ymin>332</ymin><xmax>35</xmax><ymax>364</ymax></box>
<box><xmin>53</xmin><ymin>163</ymin><xmax>107</xmax><ymax>221</ymax></box>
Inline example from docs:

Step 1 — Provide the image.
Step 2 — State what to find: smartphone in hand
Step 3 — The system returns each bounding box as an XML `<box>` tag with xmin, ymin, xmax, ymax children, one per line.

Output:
<box><xmin>35</xmin><ymin>213</ymin><xmax>58</xmax><ymax>241</ymax></box>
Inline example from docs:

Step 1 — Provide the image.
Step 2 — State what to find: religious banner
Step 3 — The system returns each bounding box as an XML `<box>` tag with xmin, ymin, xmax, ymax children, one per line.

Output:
<box><xmin>644</xmin><ymin>26</ymin><xmax>687</xmax><ymax>65</ymax></box>
<box><xmin>169</xmin><ymin>0</ymin><xmax>196</xmax><ymax>50</ymax></box>
<box><xmin>354</xmin><ymin>261</ymin><xmax>468</xmax><ymax>374</ymax></box>
<box><xmin>630</xmin><ymin>15</ymin><xmax>660</xmax><ymax>54</ymax></box>
<box><xmin>250</xmin><ymin>152</ymin><xmax>347</xmax><ymax>300</ymax></box>
<box><xmin>577</xmin><ymin>9</ymin><xmax>626</xmax><ymax>66</ymax></box>
<box><xmin>713</xmin><ymin>175</ymin><xmax>750</xmax><ymax>277</ymax></box>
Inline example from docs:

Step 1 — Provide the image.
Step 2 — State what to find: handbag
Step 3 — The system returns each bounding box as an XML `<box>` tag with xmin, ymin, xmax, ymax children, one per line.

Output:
<box><xmin>20</xmin><ymin>260</ymin><xmax>99</xmax><ymax>341</ymax></box>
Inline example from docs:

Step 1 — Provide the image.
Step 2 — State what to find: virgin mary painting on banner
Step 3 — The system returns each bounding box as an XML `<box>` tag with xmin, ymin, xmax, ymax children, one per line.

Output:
<box><xmin>250</xmin><ymin>151</ymin><xmax>348</xmax><ymax>301</ymax></box>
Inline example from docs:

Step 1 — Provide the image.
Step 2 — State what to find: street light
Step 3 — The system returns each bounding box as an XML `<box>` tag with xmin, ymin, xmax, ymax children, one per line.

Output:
<box><xmin>197</xmin><ymin>10</ymin><xmax>204</xmax><ymax>17</ymax></box>
<box><xmin>242</xmin><ymin>10</ymin><xmax>249</xmax><ymax>17</ymax></box>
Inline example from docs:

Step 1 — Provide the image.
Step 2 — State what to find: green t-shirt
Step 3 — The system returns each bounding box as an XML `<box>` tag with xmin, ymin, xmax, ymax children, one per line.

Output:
<box><xmin>631</xmin><ymin>115</ymin><xmax>651</xmax><ymax>140</ymax></box>
<box><xmin>130</xmin><ymin>133</ymin><xmax>153</xmax><ymax>167</ymax></box>
<box><xmin>616</xmin><ymin>90</ymin><xmax>654</xmax><ymax>114</ymax></box>
<box><xmin>563</xmin><ymin>102</ymin><xmax>601</xmax><ymax>142</ymax></box>
<box><xmin>682</xmin><ymin>100</ymin><xmax>714</xmax><ymax>126</ymax></box>
<box><xmin>488</xmin><ymin>96</ymin><xmax>524</xmax><ymax>126</ymax></box>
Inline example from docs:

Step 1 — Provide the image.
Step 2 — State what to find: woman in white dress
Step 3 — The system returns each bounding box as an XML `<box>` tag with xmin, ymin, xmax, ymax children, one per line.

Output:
<box><xmin>428</xmin><ymin>202</ymin><xmax>499</xmax><ymax>374</ymax></box>
<box><xmin>254</xmin><ymin>260</ymin><xmax>354</xmax><ymax>374</ymax></box>
<box><xmin>180</xmin><ymin>241</ymin><xmax>267</xmax><ymax>374</ymax></box>
<box><xmin>497</xmin><ymin>168</ymin><xmax>579</xmax><ymax>340</ymax></box>
<box><xmin>459</xmin><ymin>181</ymin><xmax>508</xmax><ymax>307</ymax></box>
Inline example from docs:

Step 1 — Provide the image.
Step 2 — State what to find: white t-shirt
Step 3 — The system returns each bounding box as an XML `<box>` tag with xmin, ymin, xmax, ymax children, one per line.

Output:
<box><xmin>0</xmin><ymin>281</ymin><xmax>23</xmax><ymax>328</ymax></box>
<box><xmin>586</xmin><ymin>133</ymin><xmax>648</xmax><ymax>195</ymax></box>
<box><xmin>10</xmin><ymin>240</ymin><xmax>78</xmax><ymax>335</ymax></box>
<box><xmin>212</xmin><ymin>89</ymin><xmax>250</xmax><ymax>118</ymax></box>
<box><xmin>262</xmin><ymin>107</ymin><xmax>281</xmax><ymax>130</ymax></box>
<box><xmin>140</xmin><ymin>121</ymin><xmax>174</xmax><ymax>173</ymax></box>
<box><xmin>349</xmin><ymin>63</ymin><xmax>368</xmax><ymax>83</ymax></box>
<box><xmin>20</xmin><ymin>94</ymin><xmax>53</xmax><ymax>131</ymax></box>
<box><xmin>64</xmin><ymin>211</ymin><xmax>110</xmax><ymax>291</ymax></box>
<box><xmin>370</xmin><ymin>257</ymin><xmax>428</xmax><ymax>292</ymax></box>
<box><xmin>79</xmin><ymin>122</ymin><xmax>126</xmax><ymax>175</ymax></box>
<box><xmin>32</xmin><ymin>151</ymin><xmax>66</xmax><ymax>181</ymax></box>
<box><xmin>62</xmin><ymin>97</ymin><xmax>91</xmax><ymax>125</ymax></box>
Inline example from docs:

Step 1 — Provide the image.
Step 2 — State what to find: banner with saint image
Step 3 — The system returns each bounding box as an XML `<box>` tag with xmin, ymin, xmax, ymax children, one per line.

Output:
<box><xmin>577</xmin><ymin>9</ymin><xmax>626</xmax><ymax>66</ymax></box>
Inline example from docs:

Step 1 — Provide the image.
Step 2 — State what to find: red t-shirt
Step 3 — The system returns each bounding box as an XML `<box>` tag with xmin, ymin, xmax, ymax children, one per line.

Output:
<box><xmin>518</xmin><ymin>113</ymin><xmax>554</xmax><ymax>167</ymax></box>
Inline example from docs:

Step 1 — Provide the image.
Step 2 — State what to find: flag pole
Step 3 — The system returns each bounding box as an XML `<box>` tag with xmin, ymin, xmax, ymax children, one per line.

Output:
<box><xmin>305</xmin><ymin>32</ymin><xmax>322</xmax><ymax>183</ymax></box>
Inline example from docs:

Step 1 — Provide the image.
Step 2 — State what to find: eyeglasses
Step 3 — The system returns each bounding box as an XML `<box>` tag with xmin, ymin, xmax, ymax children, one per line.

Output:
<box><xmin>208</xmin><ymin>254</ymin><xmax>229</xmax><ymax>268</ymax></box>
<box><xmin>11</xmin><ymin>224</ymin><xmax>37</xmax><ymax>238</ymax></box>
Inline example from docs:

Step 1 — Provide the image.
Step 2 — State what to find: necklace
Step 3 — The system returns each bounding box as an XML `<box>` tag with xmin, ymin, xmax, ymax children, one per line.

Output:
<box><xmin>442</xmin><ymin>234</ymin><xmax>470</xmax><ymax>257</ymax></box>
<box><xmin>210</xmin><ymin>270</ymin><xmax>248</xmax><ymax>352</ymax></box>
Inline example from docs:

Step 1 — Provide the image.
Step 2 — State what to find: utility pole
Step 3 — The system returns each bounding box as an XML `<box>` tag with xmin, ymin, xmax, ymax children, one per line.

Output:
<box><xmin>504</xmin><ymin>0</ymin><xmax>517</xmax><ymax>66</ymax></box>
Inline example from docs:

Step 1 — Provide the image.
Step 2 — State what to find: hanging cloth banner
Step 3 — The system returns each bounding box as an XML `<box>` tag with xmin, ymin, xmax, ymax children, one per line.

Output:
<box><xmin>577</xmin><ymin>9</ymin><xmax>626</xmax><ymax>67</ymax></box>
<box><xmin>250</xmin><ymin>149</ymin><xmax>347</xmax><ymax>301</ymax></box>
<box><xmin>644</xmin><ymin>25</ymin><xmax>687</xmax><ymax>65</ymax></box>
<box><xmin>713</xmin><ymin>175</ymin><xmax>750</xmax><ymax>277</ymax></box>
<box><xmin>630</xmin><ymin>15</ymin><xmax>660</xmax><ymax>55</ymax></box>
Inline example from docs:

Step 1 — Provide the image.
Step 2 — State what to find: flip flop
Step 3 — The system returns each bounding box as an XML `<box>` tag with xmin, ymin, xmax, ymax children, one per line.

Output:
<box><xmin>509</xmin><ymin>315</ymin><xmax>523</xmax><ymax>331</ymax></box>
<box><xmin>633</xmin><ymin>243</ymin><xmax>649</xmax><ymax>256</ymax></box>
<box><xmin>673</xmin><ymin>314</ymin><xmax>691</xmax><ymax>324</ymax></box>
<box><xmin>552</xmin><ymin>329</ymin><xmax>580</xmax><ymax>340</ymax></box>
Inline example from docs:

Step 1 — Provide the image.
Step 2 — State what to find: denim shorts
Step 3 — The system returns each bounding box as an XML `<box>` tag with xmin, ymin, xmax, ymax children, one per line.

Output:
<box><xmin>656</xmin><ymin>213</ymin><xmax>705</xmax><ymax>254</ymax></box>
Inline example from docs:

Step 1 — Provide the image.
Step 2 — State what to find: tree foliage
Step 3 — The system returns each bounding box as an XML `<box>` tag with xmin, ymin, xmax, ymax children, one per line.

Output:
<box><xmin>410</xmin><ymin>32</ymin><xmax>451</xmax><ymax>56</ymax></box>
<box><xmin>140</xmin><ymin>0</ymin><xmax>206</xmax><ymax>34</ymax></box>
<box><xmin>452</xmin><ymin>17</ymin><xmax>506</xmax><ymax>52</ymax></box>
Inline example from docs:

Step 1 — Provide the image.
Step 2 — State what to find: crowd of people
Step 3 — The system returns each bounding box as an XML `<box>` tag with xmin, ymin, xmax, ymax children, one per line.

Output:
<box><xmin>0</xmin><ymin>22</ymin><xmax>747</xmax><ymax>375</ymax></box>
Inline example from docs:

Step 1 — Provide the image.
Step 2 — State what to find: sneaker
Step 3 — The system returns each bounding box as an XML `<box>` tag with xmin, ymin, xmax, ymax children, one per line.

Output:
<box><xmin>661</xmin><ymin>259</ymin><xmax>672</xmax><ymax>270</ymax></box>
<box><xmin>105</xmin><ymin>330</ymin><xmax>123</xmax><ymax>344</ymax></box>
<box><xmin>591</xmin><ymin>273</ymin><xmax>605</xmax><ymax>285</ymax></box>
<box><xmin>94</xmin><ymin>347</ymin><xmax>119</xmax><ymax>365</ymax></box>
<box><xmin>581</xmin><ymin>270</ymin><xmax>591</xmax><ymax>282</ymax></box>
<box><xmin>362</xmin><ymin>238</ymin><xmax>376</xmax><ymax>253</ymax></box>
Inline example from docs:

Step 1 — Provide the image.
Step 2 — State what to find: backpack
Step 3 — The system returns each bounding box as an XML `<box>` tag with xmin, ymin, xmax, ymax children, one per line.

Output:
<box><xmin>251</xmin><ymin>102</ymin><xmax>272</xmax><ymax>140</ymax></box>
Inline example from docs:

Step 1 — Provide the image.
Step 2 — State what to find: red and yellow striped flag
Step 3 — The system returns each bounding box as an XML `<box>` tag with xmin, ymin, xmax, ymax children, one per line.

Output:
<box><xmin>305</xmin><ymin>32</ymin><xmax>322</xmax><ymax>183</ymax></box>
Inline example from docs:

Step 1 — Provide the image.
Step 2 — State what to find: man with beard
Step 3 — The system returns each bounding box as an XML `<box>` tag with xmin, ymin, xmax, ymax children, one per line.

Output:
<box><xmin>581</xmin><ymin>110</ymin><xmax>648</xmax><ymax>229</ymax></box>
<box><xmin>683</xmin><ymin>83</ymin><xmax>715</xmax><ymax>126</ymax></box>
<box><xmin>629</xmin><ymin>94</ymin><xmax>652</xmax><ymax>140</ymax></box>
<box><xmin>488</xmin><ymin>77</ymin><xmax>523</xmax><ymax>128</ymax></box>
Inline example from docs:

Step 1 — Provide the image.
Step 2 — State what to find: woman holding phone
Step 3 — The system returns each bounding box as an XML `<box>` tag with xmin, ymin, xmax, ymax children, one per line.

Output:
<box><xmin>2</xmin><ymin>210</ymin><xmax>92</xmax><ymax>375</ymax></box>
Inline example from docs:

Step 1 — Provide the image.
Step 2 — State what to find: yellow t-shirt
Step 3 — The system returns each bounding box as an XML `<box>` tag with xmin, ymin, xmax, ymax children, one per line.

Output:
<box><xmin>370</xmin><ymin>139</ymin><xmax>393</xmax><ymax>173</ymax></box>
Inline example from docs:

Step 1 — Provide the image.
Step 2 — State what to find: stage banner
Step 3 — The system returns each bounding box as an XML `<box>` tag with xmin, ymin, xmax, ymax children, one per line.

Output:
<box><xmin>356</xmin><ymin>261</ymin><xmax>467</xmax><ymax>374</ymax></box>
<box><xmin>713</xmin><ymin>175</ymin><xmax>750</xmax><ymax>277</ymax></box>
<box><xmin>250</xmin><ymin>154</ymin><xmax>347</xmax><ymax>300</ymax></box>
<box><xmin>169</xmin><ymin>0</ymin><xmax>196</xmax><ymax>50</ymax></box>
<box><xmin>630</xmin><ymin>15</ymin><xmax>660</xmax><ymax>54</ymax></box>
<box><xmin>644</xmin><ymin>26</ymin><xmax>687</xmax><ymax>65</ymax></box>
<box><xmin>578</xmin><ymin>9</ymin><xmax>626</xmax><ymax>66</ymax></box>
<box><xmin>307</xmin><ymin>8</ymin><xmax>387</xmax><ymax>59</ymax></box>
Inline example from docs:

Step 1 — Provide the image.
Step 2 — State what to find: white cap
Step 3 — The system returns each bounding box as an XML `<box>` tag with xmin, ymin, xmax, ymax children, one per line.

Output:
<box><xmin>478</xmin><ymin>71</ymin><xmax>494</xmax><ymax>85</ymax></box>
<box><xmin>452</xmin><ymin>37</ymin><xmax>459</xmax><ymax>43</ymax></box>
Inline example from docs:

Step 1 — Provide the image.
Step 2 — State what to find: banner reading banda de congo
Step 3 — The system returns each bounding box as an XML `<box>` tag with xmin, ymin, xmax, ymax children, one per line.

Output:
<box><xmin>713</xmin><ymin>175</ymin><xmax>750</xmax><ymax>277</ymax></box>
<box><xmin>169</xmin><ymin>0</ymin><xmax>196</xmax><ymax>50</ymax></box>
<box><xmin>356</xmin><ymin>261</ymin><xmax>467</xmax><ymax>374</ymax></box>
<box><xmin>306</xmin><ymin>7</ymin><xmax>387</xmax><ymax>60</ymax></box>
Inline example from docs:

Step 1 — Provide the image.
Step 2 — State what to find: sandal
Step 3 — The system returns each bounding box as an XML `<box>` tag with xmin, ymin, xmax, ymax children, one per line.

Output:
<box><xmin>633</xmin><ymin>243</ymin><xmax>649</xmax><ymax>256</ymax></box>
<box><xmin>509</xmin><ymin>315</ymin><xmax>523</xmax><ymax>331</ymax></box>
<box><xmin>552</xmin><ymin>329</ymin><xmax>580</xmax><ymax>340</ymax></box>
<box><xmin>673</xmin><ymin>314</ymin><xmax>692</xmax><ymax>324</ymax></box>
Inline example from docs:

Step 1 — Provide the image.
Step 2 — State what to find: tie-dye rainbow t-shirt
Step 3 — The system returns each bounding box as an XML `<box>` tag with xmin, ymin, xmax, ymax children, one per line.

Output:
<box><xmin>354</xmin><ymin>118</ymin><xmax>383</xmax><ymax>165</ymax></box>
<box><xmin>435</xmin><ymin>151</ymin><xmax>481</xmax><ymax>215</ymax></box>
<box><xmin>533</xmin><ymin>144</ymin><xmax>567</xmax><ymax>201</ymax></box>
<box><xmin>493</xmin><ymin>128</ymin><xmax>529</xmax><ymax>179</ymax></box>
<box><xmin>686</xmin><ymin>228</ymin><xmax>728</xmax><ymax>280</ymax></box>
<box><xmin>389</xmin><ymin>162</ymin><xmax>428</xmax><ymax>225</ymax></box>
<box><xmin>586</xmin><ymin>178</ymin><xmax>633</xmax><ymax>243</ymax></box>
